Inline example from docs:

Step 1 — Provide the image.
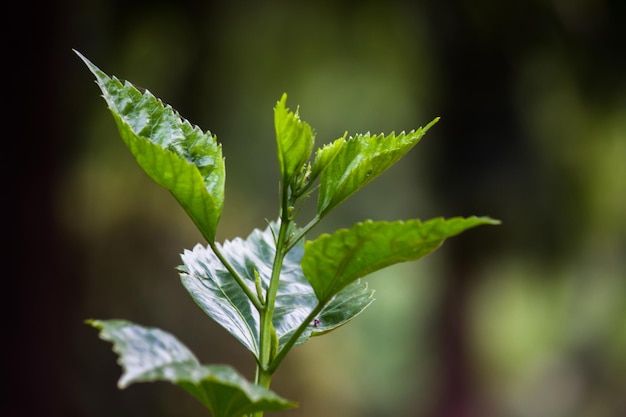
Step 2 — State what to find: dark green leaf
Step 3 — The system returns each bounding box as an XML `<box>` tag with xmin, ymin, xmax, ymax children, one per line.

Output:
<box><xmin>87</xmin><ymin>319</ymin><xmax>296</xmax><ymax>417</ymax></box>
<box><xmin>317</xmin><ymin>119</ymin><xmax>439</xmax><ymax>218</ymax></box>
<box><xmin>76</xmin><ymin>51</ymin><xmax>225</xmax><ymax>242</ymax></box>
<box><xmin>274</xmin><ymin>93</ymin><xmax>314</xmax><ymax>184</ymax></box>
<box><xmin>302</xmin><ymin>216</ymin><xmax>500</xmax><ymax>303</ymax></box>
<box><xmin>179</xmin><ymin>222</ymin><xmax>374</xmax><ymax>356</ymax></box>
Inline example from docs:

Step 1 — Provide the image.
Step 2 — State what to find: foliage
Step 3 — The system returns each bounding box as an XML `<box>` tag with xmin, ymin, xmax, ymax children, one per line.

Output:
<box><xmin>76</xmin><ymin>50</ymin><xmax>499</xmax><ymax>417</ymax></box>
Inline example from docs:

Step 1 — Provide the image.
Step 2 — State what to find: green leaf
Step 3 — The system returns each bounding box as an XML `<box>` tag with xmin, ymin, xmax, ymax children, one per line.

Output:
<box><xmin>87</xmin><ymin>319</ymin><xmax>296</xmax><ymax>417</ymax></box>
<box><xmin>274</xmin><ymin>93</ymin><xmax>314</xmax><ymax>185</ymax></box>
<box><xmin>317</xmin><ymin>118</ymin><xmax>439</xmax><ymax>218</ymax></box>
<box><xmin>305</xmin><ymin>279</ymin><xmax>375</xmax><ymax>338</ymax></box>
<box><xmin>76</xmin><ymin>50</ymin><xmax>225</xmax><ymax>242</ymax></box>
<box><xmin>302</xmin><ymin>216</ymin><xmax>500</xmax><ymax>303</ymax></box>
<box><xmin>309</xmin><ymin>134</ymin><xmax>345</xmax><ymax>184</ymax></box>
<box><xmin>179</xmin><ymin>222</ymin><xmax>374</xmax><ymax>357</ymax></box>
<box><xmin>274</xmin><ymin>267</ymin><xmax>375</xmax><ymax>346</ymax></box>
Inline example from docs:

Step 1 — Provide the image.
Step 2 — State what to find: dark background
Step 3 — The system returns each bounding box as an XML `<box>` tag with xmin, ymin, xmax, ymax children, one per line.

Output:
<box><xmin>9</xmin><ymin>1</ymin><xmax>625</xmax><ymax>416</ymax></box>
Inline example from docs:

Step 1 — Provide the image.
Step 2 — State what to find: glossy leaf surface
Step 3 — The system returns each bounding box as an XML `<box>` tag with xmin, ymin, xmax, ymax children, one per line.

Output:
<box><xmin>317</xmin><ymin>118</ymin><xmax>439</xmax><ymax>217</ymax></box>
<box><xmin>88</xmin><ymin>320</ymin><xmax>296</xmax><ymax>417</ymax></box>
<box><xmin>77</xmin><ymin>51</ymin><xmax>225</xmax><ymax>242</ymax></box>
<box><xmin>179</xmin><ymin>222</ymin><xmax>374</xmax><ymax>357</ymax></box>
<box><xmin>274</xmin><ymin>93</ymin><xmax>314</xmax><ymax>185</ymax></box>
<box><xmin>302</xmin><ymin>216</ymin><xmax>500</xmax><ymax>303</ymax></box>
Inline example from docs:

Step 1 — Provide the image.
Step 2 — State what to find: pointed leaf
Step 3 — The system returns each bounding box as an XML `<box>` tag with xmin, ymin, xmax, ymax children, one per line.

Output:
<box><xmin>76</xmin><ymin>51</ymin><xmax>225</xmax><ymax>242</ymax></box>
<box><xmin>309</xmin><ymin>134</ymin><xmax>345</xmax><ymax>184</ymax></box>
<box><xmin>317</xmin><ymin>118</ymin><xmax>439</xmax><ymax>217</ymax></box>
<box><xmin>302</xmin><ymin>216</ymin><xmax>500</xmax><ymax>303</ymax></box>
<box><xmin>88</xmin><ymin>319</ymin><xmax>296</xmax><ymax>417</ymax></box>
<box><xmin>274</xmin><ymin>93</ymin><xmax>314</xmax><ymax>184</ymax></box>
<box><xmin>179</xmin><ymin>222</ymin><xmax>374</xmax><ymax>356</ymax></box>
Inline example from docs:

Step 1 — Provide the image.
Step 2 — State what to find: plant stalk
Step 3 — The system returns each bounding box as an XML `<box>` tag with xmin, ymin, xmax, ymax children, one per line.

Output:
<box><xmin>254</xmin><ymin>182</ymin><xmax>293</xmax><ymax>405</ymax></box>
<box><xmin>267</xmin><ymin>302</ymin><xmax>324</xmax><ymax>374</ymax></box>
<box><xmin>209</xmin><ymin>242</ymin><xmax>264</xmax><ymax>311</ymax></box>
<box><xmin>252</xmin><ymin>177</ymin><xmax>317</xmax><ymax>416</ymax></box>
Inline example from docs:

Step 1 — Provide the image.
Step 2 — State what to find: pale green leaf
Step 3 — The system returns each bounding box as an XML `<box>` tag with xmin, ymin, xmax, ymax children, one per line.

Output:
<box><xmin>76</xmin><ymin>50</ymin><xmax>225</xmax><ymax>242</ymax></box>
<box><xmin>309</xmin><ymin>134</ymin><xmax>345</xmax><ymax>184</ymax></box>
<box><xmin>317</xmin><ymin>118</ymin><xmax>439</xmax><ymax>218</ymax></box>
<box><xmin>302</xmin><ymin>216</ymin><xmax>500</xmax><ymax>303</ymax></box>
<box><xmin>274</xmin><ymin>93</ymin><xmax>314</xmax><ymax>184</ymax></box>
<box><xmin>87</xmin><ymin>319</ymin><xmax>296</xmax><ymax>417</ymax></box>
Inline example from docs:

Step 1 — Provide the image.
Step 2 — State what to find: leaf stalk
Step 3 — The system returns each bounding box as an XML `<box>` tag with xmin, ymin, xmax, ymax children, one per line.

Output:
<box><xmin>209</xmin><ymin>242</ymin><xmax>264</xmax><ymax>311</ymax></box>
<box><xmin>268</xmin><ymin>302</ymin><xmax>324</xmax><ymax>374</ymax></box>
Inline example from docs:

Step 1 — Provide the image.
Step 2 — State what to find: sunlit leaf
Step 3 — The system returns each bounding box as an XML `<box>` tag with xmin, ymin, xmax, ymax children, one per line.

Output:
<box><xmin>309</xmin><ymin>134</ymin><xmax>345</xmax><ymax>184</ymax></box>
<box><xmin>87</xmin><ymin>320</ymin><xmax>296</xmax><ymax>417</ymax></box>
<box><xmin>179</xmin><ymin>222</ymin><xmax>374</xmax><ymax>356</ymax></box>
<box><xmin>274</xmin><ymin>93</ymin><xmax>314</xmax><ymax>185</ymax></box>
<box><xmin>76</xmin><ymin>51</ymin><xmax>225</xmax><ymax>242</ymax></box>
<box><xmin>317</xmin><ymin>118</ymin><xmax>439</xmax><ymax>218</ymax></box>
<box><xmin>302</xmin><ymin>216</ymin><xmax>500</xmax><ymax>303</ymax></box>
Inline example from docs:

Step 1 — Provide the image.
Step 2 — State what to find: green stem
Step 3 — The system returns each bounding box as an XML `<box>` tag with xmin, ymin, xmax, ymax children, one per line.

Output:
<box><xmin>209</xmin><ymin>242</ymin><xmax>264</xmax><ymax>311</ymax></box>
<box><xmin>286</xmin><ymin>214</ymin><xmax>321</xmax><ymax>252</ymax></box>
<box><xmin>267</xmin><ymin>302</ymin><xmax>324</xmax><ymax>374</ymax></box>
<box><xmin>253</xmin><ymin>184</ymin><xmax>293</xmax><ymax>417</ymax></box>
<box><xmin>257</xmin><ymin>216</ymin><xmax>290</xmax><ymax>369</ymax></box>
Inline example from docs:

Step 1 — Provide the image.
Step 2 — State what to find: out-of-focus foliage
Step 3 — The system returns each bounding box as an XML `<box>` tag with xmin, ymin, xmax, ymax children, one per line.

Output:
<box><xmin>12</xmin><ymin>1</ymin><xmax>624</xmax><ymax>417</ymax></box>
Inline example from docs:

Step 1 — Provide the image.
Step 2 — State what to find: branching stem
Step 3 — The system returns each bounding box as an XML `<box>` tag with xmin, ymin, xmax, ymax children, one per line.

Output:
<box><xmin>268</xmin><ymin>302</ymin><xmax>324</xmax><ymax>374</ymax></box>
<box><xmin>253</xmin><ymin>179</ymin><xmax>293</xmax><ymax>416</ymax></box>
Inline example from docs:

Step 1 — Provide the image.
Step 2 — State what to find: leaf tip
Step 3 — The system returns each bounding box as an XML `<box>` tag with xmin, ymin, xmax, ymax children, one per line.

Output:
<box><xmin>74</xmin><ymin>49</ymin><xmax>93</xmax><ymax>68</ymax></box>
<box><xmin>277</xmin><ymin>92</ymin><xmax>288</xmax><ymax>108</ymax></box>
<box><xmin>424</xmin><ymin>117</ymin><xmax>440</xmax><ymax>130</ymax></box>
<box><xmin>470</xmin><ymin>216</ymin><xmax>501</xmax><ymax>226</ymax></box>
<box><xmin>85</xmin><ymin>319</ymin><xmax>108</xmax><ymax>335</ymax></box>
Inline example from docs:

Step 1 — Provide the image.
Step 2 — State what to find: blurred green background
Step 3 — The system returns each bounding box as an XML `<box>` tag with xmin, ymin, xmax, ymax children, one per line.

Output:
<box><xmin>10</xmin><ymin>0</ymin><xmax>625</xmax><ymax>416</ymax></box>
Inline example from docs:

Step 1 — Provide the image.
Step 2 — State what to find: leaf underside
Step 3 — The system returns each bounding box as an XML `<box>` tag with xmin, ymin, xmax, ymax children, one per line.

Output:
<box><xmin>88</xmin><ymin>319</ymin><xmax>296</xmax><ymax>417</ymax></box>
<box><xmin>179</xmin><ymin>221</ymin><xmax>375</xmax><ymax>358</ymax></box>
